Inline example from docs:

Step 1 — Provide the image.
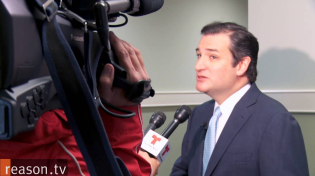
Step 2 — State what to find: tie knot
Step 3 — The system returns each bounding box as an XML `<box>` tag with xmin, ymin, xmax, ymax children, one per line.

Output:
<box><xmin>213</xmin><ymin>106</ymin><xmax>222</xmax><ymax>118</ymax></box>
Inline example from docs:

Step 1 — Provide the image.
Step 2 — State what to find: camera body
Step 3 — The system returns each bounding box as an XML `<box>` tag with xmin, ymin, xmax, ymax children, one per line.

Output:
<box><xmin>0</xmin><ymin>0</ymin><xmax>162</xmax><ymax>140</ymax></box>
<box><xmin>0</xmin><ymin>0</ymin><xmax>88</xmax><ymax>139</ymax></box>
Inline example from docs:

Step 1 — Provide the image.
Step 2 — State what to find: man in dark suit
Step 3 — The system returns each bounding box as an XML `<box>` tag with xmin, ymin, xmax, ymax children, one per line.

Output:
<box><xmin>171</xmin><ymin>22</ymin><xmax>309</xmax><ymax>176</ymax></box>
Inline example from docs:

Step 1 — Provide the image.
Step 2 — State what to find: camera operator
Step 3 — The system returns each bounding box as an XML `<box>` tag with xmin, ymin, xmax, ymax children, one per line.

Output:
<box><xmin>0</xmin><ymin>31</ymin><xmax>160</xmax><ymax>176</ymax></box>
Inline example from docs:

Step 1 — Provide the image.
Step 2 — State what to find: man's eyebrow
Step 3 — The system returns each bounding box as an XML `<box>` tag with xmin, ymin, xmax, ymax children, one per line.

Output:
<box><xmin>195</xmin><ymin>48</ymin><xmax>219</xmax><ymax>52</ymax></box>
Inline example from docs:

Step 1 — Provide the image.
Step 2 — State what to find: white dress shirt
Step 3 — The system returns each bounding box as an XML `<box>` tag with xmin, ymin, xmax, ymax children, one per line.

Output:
<box><xmin>214</xmin><ymin>83</ymin><xmax>251</xmax><ymax>142</ymax></box>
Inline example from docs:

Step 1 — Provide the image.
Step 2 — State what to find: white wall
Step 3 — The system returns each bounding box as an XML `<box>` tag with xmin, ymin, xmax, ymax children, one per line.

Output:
<box><xmin>112</xmin><ymin>0</ymin><xmax>248</xmax><ymax>92</ymax></box>
<box><xmin>111</xmin><ymin>0</ymin><xmax>315</xmax><ymax>114</ymax></box>
<box><xmin>249</xmin><ymin>0</ymin><xmax>315</xmax><ymax>90</ymax></box>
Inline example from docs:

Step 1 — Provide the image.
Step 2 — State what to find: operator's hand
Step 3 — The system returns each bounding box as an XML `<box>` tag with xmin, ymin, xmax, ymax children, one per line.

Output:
<box><xmin>98</xmin><ymin>31</ymin><xmax>149</xmax><ymax>107</ymax></box>
<box><xmin>138</xmin><ymin>150</ymin><xmax>161</xmax><ymax>176</ymax></box>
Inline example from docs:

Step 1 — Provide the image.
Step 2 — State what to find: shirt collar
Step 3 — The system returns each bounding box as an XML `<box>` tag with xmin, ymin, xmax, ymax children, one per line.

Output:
<box><xmin>214</xmin><ymin>83</ymin><xmax>251</xmax><ymax>116</ymax></box>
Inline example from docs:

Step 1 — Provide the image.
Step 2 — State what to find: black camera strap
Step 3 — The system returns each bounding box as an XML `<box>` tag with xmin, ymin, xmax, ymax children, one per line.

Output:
<box><xmin>84</xmin><ymin>30</ymin><xmax>100</xmax><ymax>99</ymax></box>
<box><xmin>33</xmin><ymin>0</ymin><xmax>129</xmax><ymax>175</ymax></box>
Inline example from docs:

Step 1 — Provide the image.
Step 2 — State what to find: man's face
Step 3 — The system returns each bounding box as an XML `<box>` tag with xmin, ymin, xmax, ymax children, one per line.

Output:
<box><xmin>195</xmin><ymin>33</ymin><xmax>238</xmax><ymax>98</ymax></box>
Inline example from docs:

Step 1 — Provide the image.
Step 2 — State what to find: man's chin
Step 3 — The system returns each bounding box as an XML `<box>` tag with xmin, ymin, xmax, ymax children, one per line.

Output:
<box><xmin>196</xmin><ymin>86</ymin><xmax>208</xmax><ymax>93</ymax></box>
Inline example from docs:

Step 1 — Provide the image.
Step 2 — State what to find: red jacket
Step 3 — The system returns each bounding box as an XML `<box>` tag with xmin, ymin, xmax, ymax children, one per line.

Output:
<box><xmin>0</xmin><ymin>106</ymin><xmax>151</xmax><ymax>176</ymax></box>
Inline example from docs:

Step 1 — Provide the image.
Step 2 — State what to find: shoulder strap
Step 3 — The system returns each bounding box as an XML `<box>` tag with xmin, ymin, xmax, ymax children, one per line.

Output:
<box><xmin>34</xmin><ymin>0</ymin><xmax>128</xmax><ymax>175</ymax></box>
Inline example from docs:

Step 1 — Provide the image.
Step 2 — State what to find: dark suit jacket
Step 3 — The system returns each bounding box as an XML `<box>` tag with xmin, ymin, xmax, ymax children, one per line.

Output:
<box><xmin>171</xmin><ymin>83</ymin><xmax>309</xmax><ymax>176</ymax></box>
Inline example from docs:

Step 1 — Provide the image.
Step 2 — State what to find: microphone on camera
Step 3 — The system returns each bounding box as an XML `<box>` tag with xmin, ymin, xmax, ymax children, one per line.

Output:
<box><xmin>104</xmin><ymin>0</ymin><xmax>164</xmax><ymax>16</ymax></box>
<box><xmin>143</xmin><ymin>111</ymin><xmax>166</xmax><ymax>135</ymax></box>
<box><xmin>161</xmin><ymin>105</ymin><xmax>191</xmax><ymax>138</ymax></box>
<box><xmin>129</xmin><ymin>0</ymin><xmax>164</xmax><ymax>16</ymax></box>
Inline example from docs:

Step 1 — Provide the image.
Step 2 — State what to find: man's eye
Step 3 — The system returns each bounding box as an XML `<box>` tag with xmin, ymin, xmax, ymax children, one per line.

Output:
<box><xmin>210</xmin><ymin>56</ymin><xmax>217</xmax><ymax>59</ymax></box>
<box><xmin>196</xmin><ymin>54</ymin><xmax>201</xmax><ymax>58</ymax></box>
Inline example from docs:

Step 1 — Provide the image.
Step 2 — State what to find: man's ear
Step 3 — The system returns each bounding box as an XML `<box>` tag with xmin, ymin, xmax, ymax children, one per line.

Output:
<box><xmin>236</xmin><ymin>56</ymin><xmax>251</xmax><ymax>77</ymax></box>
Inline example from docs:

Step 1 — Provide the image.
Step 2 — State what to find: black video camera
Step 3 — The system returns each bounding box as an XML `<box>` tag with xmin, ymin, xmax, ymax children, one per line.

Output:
<box><xmin>0</xmin><ymin>0</ymin><xmax>162</xmax><ymax>140</ymax></box>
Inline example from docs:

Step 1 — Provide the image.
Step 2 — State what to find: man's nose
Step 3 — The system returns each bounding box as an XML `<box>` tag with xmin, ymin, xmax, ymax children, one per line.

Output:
<box><xmin>195</xmin><ymin>57</ymin><xmax>206</xmax><ymax>71</ymax></box>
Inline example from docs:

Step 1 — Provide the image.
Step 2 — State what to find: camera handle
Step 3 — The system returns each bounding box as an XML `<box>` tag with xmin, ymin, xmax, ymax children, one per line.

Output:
<box><xmin>93</xmin><ymin>2</ymin><xmax>155</xmax><ymax>116</ymax></box>
<box><xmin>57</xmin><ymin>4</ymin><xmax>139</xmax><ymax>118</ymax></box>
<box><xmin>57</xmin><ymin>3</ymin><xmax>155</xmax><ymax>107</ymax></box>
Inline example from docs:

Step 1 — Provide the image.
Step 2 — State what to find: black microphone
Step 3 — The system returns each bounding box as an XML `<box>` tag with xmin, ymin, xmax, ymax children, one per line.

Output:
<box><xmin>161</xmin><ymin>105</ymin><xmax>191</xmax><ymax>138</ymax></box>
<box><xmin>103</xmin><ymin>0</ymin><xmax>164</xmax><ymax>16</ymax></box>
<box><xmin>129</xmin><ymin>0</ymin><xmax>164</xmax><ymax>16</ymax></box>
<box><xmin>143</xmin><ymin>111</ymin><xmax>166</xmax><ymax>135</ymax></box>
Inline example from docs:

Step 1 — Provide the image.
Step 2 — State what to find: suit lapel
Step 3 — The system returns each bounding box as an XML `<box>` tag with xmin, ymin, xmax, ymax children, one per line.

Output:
<box><xmin>205</xmin><ymin>104</ymin><xmax>251</xmax><ymax>175</ymax></box>
<box><xmin>204</xmin><ymin>83</ymin><xmax>261</xmax><ymax>175</ymax></box>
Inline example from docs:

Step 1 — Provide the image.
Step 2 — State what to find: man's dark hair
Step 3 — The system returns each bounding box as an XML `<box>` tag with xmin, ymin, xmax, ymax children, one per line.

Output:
<box><xmin>201</xmin><ymin>22</ymin><xmax>259</xmax><ymax>83</ymax></box>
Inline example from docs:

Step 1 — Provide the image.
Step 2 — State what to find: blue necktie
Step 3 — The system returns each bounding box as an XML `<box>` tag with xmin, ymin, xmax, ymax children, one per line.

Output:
<box><xmin>202</xmin><ymin>106</ymin><xmax>222</xmax><ymax>176</ymax></box>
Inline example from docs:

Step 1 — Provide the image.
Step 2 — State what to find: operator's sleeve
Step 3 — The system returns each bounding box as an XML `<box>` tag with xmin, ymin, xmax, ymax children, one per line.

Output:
<box><xmin>99</xmin><ymin>105</ymin><xmax>152</xmax><ymax>176</ymax></box>
<box><xmin>0</xmin><ymin>109</ymin><xmax>90</xmax><ymax>176</ymax></box>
